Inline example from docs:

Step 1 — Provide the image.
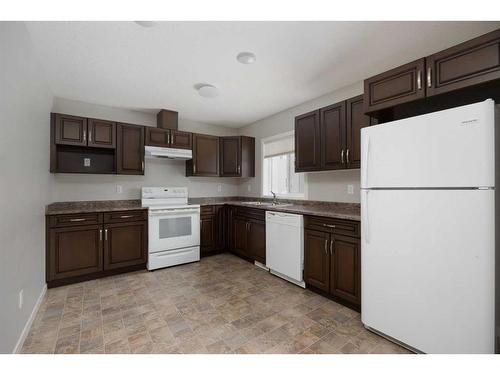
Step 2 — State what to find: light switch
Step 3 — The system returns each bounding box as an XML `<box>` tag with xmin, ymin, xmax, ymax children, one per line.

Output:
<box><xmin>217</xmin><ymin>184</ymin><xmax>222</xmax><ymax>192</ymax></box>
<box><xmin>347</xmin><ymin>184</ymin><xmax>354</xmax><ymax>194</ymax></box>
<box><xmin>116</xmin><ymin>185</ymin><xmax>123</xmax><ymax>194</ymax></box>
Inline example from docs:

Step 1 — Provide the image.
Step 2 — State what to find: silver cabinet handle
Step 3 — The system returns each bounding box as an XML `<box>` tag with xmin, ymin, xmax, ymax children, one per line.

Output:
<box><xmin>237</xmin><ymin>165</ymin><xmax>241</xmax><ymax>174</ymax></box>
<box><xmin>104</xmin><ymin>229</ymin><xmax>108</xmax><ymax>241</ymax></box>
<box><xmin>346</xmin><ymin>149</ymin><xmax>350</xmax><ymax>164</ymax></box>
<box><xmin>120</xmin><ymin>215</ymin><xmax>133</xmax><ymax>219</ymax></box>
<box><xmin>330</xmin><ymin>239</ymin><xmax>334</xmax><ymax>255</ymax></box>
<box><xmin>88</xmin><ymin>129</ymin><xmax>92</xmax><ymax>143</ymax></box>
<box><xmin>167</xmin><ymin>133</ymin><xmax>171</xmax><ymax>145</ymax></box>
<box><xmin>417</xmin><ymin>70</ymin><xmax>422</xmax><ymax>90</ymax></box>
<box><xmin>142</xmin><ymin>161</ymin><xmax>144</xmax><ymax>172</ymax></box>
<box><xmin>427</xmin><ymin>67</ymin><xmax>432</xmax><ymax>88</ymax></box>
<box><xmin>323</xmin><ymin>223</ymin><xmax>336</xmax><ymax>228</ymax></box>
<box><xmin>70</xmin><ymin>218</ymin><xmax>86</xmax><ymax>222</ymax></box>
<box><xmin>83</xmin><ymin>131</ymin><xmax>86</xmax><ymax>142</ymax></box>
<box><xmin>193</xmin><ymin>164</ymin><xmax>197</xmax><ymax>174</ymax></box>
<box><xmin>341</xmin><ymin>149</ymin><xmax>345</xmax><ymax>164</ymax></box>
<box><xmin>324</xmin><ymin>239</ymin><xmax>328</xmax><ymax>254</ymax></box>
<box><xmin>99</xmin><ymin>229</ymin><xmax>103</xmax><ymax>241</ymax></box>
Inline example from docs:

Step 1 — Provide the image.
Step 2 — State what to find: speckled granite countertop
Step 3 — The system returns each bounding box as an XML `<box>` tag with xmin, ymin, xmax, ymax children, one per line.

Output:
<box><xmin>46</xmin><ymin>200</ymin><xmax>144</xmax><ymax>215</ymax></box>
<box><xmin>189</xmin><ymin>197</ymin><xmax>360</xmax><ymax>221</ymax></box>
<box><xmin>46</xmin><ymin>197</ymin><xmax>360</xmax><ymax>221</ymax></box>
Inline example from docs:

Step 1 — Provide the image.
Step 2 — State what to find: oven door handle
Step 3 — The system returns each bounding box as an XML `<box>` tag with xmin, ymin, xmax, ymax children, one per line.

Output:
<box><xmin>149</xmin><ymin>209</ymin><xmax>200</xmax><ymax>216</ymax></box>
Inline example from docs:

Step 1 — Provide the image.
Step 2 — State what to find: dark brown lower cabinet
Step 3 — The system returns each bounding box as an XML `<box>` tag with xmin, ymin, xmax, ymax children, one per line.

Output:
<box><xmin>228</xmin><ymin>206</ymin><xmax>266</xmax><ymax>264</ymax></box>
<box><xmin>304</xmin><ymin>216</ymin><xmax>361</xmax><ymax>310</ymax></box>
<box><xmin>200</xmin><ymin>205</ymin><xmax>226</xmax><ymax>257</ymax></box>
<box><xmin>48</xmin><ymin>224</ymin><xmax>103</xmax><ymax>281</ymax></box>
<box><xmin>46</xmin><ymin>210</ymin><xmax>147</xmax><ymax>287</ymax></box>
<box><xmin>104</xmin><ymin>221</ymin><xmax>147</xmax><ymax>270</ymax></box>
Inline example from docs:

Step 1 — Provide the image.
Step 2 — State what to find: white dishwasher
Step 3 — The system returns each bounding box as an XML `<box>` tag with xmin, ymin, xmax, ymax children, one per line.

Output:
<box><xmin>265</xmin><ymin>211</ymin><xmax>305</xmax><ymax>288</ymax></box>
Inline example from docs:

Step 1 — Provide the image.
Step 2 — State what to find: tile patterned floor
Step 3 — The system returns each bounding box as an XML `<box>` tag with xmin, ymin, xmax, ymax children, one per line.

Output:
<box><xmin>21</xmin><ymin>254</ymin><xmax>410</xmax><ymax>354</ymax></box>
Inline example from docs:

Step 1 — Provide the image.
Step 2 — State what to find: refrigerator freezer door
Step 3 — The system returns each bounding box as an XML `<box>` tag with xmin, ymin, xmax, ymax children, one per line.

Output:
<box><xmin>361</xmin><ymin>189</ymin><xmax>495</xmax><ymax>353</ymax></box>
<box><xmin>361</xmin><ymin>100</ymin><xmax>495</xmax><ymax>189</ymax></box>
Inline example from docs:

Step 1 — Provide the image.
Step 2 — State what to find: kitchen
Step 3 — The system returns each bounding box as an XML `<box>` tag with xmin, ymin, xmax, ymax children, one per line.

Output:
<box><xmin>1</xmin><ymin>9</ymin><xmax>500</xmax><ymax>371</ymax></box>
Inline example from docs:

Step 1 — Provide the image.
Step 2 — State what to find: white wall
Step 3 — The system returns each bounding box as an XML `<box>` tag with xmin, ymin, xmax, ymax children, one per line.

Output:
<box><xmin>238</xmin><ymin>82</ymin><xmax>363</xmax><ymax>203</ymax></box>
<box><xmin>0</xmin><ymin>22</ymin><xmax>53</xmax><ymax>353</ymax></box>
<box><xmin>51</xmin><ymin>98</ymin><xmax>240</xmax><ymax>201</ymax></box>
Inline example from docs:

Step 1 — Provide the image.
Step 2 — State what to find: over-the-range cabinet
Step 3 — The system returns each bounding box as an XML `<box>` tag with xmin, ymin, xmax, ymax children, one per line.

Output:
<box><xmin>295</xmin><ymin>95</ymin><xmax>375</xmax><ymax>172</ymax></box>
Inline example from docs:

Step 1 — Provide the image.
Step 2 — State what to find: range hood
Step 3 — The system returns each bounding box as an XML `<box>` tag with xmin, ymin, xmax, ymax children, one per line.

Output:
<box><xmin>145</xmin><ymin>145</ymin><xmax>192</xmax><ymax>160</ymax></box>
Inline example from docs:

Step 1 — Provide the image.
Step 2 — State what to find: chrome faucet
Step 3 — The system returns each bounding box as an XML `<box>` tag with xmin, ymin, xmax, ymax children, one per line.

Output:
<box><xmin>270</xmin><ymin>191</ymin><xmax>278</xmax><ymax>205</ymax></box>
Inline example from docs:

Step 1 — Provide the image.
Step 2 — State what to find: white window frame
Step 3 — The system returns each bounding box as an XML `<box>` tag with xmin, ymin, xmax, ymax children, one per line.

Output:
<box><xmin>261</xmin><ymin>131</ymin><xmax>308</xmax><ymax>199</ymax></box>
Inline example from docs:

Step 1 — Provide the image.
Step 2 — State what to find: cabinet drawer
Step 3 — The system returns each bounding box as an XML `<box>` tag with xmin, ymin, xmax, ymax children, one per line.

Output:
<box><xmin>103</xmin><ymin>210</ymin><xmax>147</xmax><ymax>223</ymax></box>
<box><xmin>201</xmin><ymin>205</ymin><xmax>215</xmax><ymax>216</ymax></box>
<box><xmin>305</xmin><ymin>216</ymin><xmax>360</xmax><ymax>238</ymax></box>
<box><xmin>233</xmin><ymin>206</ymin><xmax>265</xmax><ymax>221</ymax></box>
<box><xmin>48</xmin><ymin>213</ymin><xmax>101</xmax><ymax>227</ymax></box>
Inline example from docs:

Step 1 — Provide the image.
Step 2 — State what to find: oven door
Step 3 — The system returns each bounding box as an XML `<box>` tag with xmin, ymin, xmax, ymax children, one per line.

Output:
<box><xmin>148</xmin><ymin>208</ymin><xmax>200</xmax><ymax>253</ymax></box>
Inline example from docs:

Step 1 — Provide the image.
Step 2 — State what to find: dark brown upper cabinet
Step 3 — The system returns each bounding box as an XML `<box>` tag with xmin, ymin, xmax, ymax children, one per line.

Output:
<box><xmin>220</xmin><ymin>136</ymin><xmax>255</xmax><ymax>177</ymax></box>
<box><xmin>295</xmin><ymin>96</ymin><xmax>372</xmax><ymax>172</ymax></box>
<box><xmin>170</xmin><ymin>130</ymin><xmax>192</xmax><ymax>150</ymax></box>
<box><xmin>186</xmin><ymin>133</ymin><xmax>219</xmax><ymax>177</ymax></box>
<box><xmin>117</xmin><ymin>123</ymin><xmax>144</xmax><ymax>175</ymax></box>
<box><xmin>346</xmin><ymin>95</ymin><xmax>372</xmax><ymax>169</ymax></box>
<box><xmin>87</xmin><ymin>118</ymin><xmax>116</xmax><ymax>149</ymax></box>
<box><xmin>320</xmin><ymin>102</ymin><xmax>345</xmax><ymax>170</ymax></box>
<box><xmin>145</xmin><ymin>128</ymin><xmax>192</xmax><ymax>150</ymax></box>
<box><xmin>54</xmin><ymin>114</ymin><xmax>88</xmax><ymax>146</ymax></box>
<box><xmin>364</xmin><ymin>58</ymin><xmax>426</xmax><ymax>113</ymax></box>
<box><xmin>295</xmin><ymin>110</ymin><xmax>321</xmax><ymax>172</ymax></box>
<box><xmin>426</xmin><ymin>29</ymin><xmax>500</xmax><ymax>97</ymax></box>
<box><xmin>145</xmin><ymin>127</ymin><xmax>169</xmax><ymax>147</ymax></box>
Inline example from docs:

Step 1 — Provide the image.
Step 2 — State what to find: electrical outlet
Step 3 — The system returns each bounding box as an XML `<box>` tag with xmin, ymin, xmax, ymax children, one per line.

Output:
<box><xmin>116</xmin><ymin>185</ymin><xmax>123</xmax><ymax>194</ymax></box>
<box><xmin>347</xmin><ymin>184</ymin><xmax>354</xmax><ymax>194</ymax></box>
<box><xmin>247</xmin><ymin>184</ymin><xmax>251</xmax><ymax>192</ymax></box>
<box><xmin>83</xmin><ymin>158</ymin><xmax>91</xmax><ymax>167</ymax></box>
<box><xmin>19</xmin><ymin>289</ymin><xmax>23</xmax><ymax>310</ymax></box>
<box><xmin>217</xmin><ymin>184</ymin><xmax>222</xmax><ymax>192</ymax></box>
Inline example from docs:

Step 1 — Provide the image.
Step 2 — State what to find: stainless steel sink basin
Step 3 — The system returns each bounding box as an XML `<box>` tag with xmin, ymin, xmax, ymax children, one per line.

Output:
<box><xmin>244</xmin><ymin>201</ymin><xmax>292</xmax><ymax>207</ymax></box>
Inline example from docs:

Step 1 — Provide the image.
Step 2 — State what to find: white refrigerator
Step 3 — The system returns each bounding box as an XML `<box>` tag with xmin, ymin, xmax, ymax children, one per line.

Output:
<box><xmin>360</xmin><ymin>99</ymin><xmax>496</xmax><ymax>354</ymax></box>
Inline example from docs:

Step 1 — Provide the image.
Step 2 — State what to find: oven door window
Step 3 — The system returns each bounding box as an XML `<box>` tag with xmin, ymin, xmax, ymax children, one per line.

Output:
<box><xmin>159</xmin><ymin>216</ymin><xmax>192</xmax><ymax>239</ymax></box>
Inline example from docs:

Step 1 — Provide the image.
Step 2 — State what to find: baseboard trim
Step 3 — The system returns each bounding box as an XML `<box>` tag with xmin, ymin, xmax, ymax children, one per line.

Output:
<box><xmin>13</xmin><ymin>284</ymin><xmax>47</xmax><ymax>354</ymax></box>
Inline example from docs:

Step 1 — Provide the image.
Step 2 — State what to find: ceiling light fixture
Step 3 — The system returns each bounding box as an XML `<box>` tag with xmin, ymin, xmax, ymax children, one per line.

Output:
<box><xmin>196</xmin><ymin>84</ymin><xmax>219</xmax><ymax>98</ymax></box>
<box><xmin>134</xmin><ymin>21</ymin><xmax>157</xmax><ymax>28</ymax></box>
<box><xmin>236</xmin><ymin>52</ymin><xmax>256</xmax><ymax>64</ymax></box>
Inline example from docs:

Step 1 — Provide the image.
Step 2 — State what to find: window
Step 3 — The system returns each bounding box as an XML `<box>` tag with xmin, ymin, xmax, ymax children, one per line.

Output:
<box><xmin>262</xmin><ymin>132</ymin><xmax>306</xmax><ymax>198</ymax></box>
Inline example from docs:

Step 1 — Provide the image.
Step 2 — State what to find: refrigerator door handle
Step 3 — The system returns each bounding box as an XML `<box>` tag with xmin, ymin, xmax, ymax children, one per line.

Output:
<box><xmin>362</xmin><ymin>136</ymin><xmax>370</xmax><ymax>187</ymax></box>
<box><xmin>361</xmin><ymin>190</ymin><xmax>370</xmax><ymax>244</ymax></box>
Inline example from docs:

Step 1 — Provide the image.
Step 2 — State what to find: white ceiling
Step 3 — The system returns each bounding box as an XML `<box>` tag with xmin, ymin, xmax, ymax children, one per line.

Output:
<box><xmin>26</xmin><ymin>21</ymin><xmax>500</xmax><ymax>128</ymax></box>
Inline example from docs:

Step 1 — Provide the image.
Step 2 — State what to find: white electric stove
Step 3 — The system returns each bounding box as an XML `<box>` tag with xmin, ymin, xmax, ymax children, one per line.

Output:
<box><xmin>141</xmin><ymin>187</ymin><xmax>200</xmax><ymax>270</ymax></box>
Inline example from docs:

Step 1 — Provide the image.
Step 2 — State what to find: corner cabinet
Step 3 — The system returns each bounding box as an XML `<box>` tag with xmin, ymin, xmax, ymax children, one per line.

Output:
<box><xmin>46</xmin><ymin>210</ymin><xmax>148</xmax><ymax>287</ymax></box>
<box><xmin>295</xmin><ymin>95</ymin><xmax>373</xmax><ymax>172</ymax></box>
<box><xmin>200</xmin><ymin>205</ymin><xmax>226</xmax><ymax>257</ymax></box>
<box><xmin>304</xmin><ymin>216</ymin><xmax>361</xmax><ymax>310</ymax></box>
<box><xmin>227</xmin><ymin>206</ymin><xmax>266</xmax><ymax>264</ymax></box>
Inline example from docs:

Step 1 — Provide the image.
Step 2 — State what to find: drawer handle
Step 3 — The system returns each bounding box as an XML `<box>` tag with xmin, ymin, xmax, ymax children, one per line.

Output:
<box><xmin>120</xmin><ymin>215</ymin><xmax>134</xmax><ymax>219</ymax></box>
<box><xmin>70</xmin><ymin>218</ymin><xmax>86</xmax><ymax>222</ymax></box>
<box><xmin>323</xmin><ymin>224</ymin><xmax>336</xmax><ymax>228</ymax></box>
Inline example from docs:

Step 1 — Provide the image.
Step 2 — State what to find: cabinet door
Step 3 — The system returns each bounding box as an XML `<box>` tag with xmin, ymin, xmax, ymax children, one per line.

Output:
<box><xmin>88</xmin><ymin>118</ymin><xmax>116</xmax><ymax>149</ymax></box>
<box><xmin>304</xmin><ymin>229</ymin><xmax>330</xmax><ymax>293</ymax></box>
<box><xmin>103</xmin><ymin>222</ymin><xmax>147</xmax><ymax>270</ymax></box>
<box><xmin>320</xmin><ymin>102</ymin><xmax>346</xmax><ymax>170</ymax></box>
<box><xmin>248</xmin><ymin>220</ymin><xmax>266</xmax><ymax>264</ymax></box>
<box><xmin>200</xmin><ymin>215</ymin><xmax>216</xmax><ymax>256</ymax></box>
<box><xmin>427</xmin><ymin>29</ymin><xmax>500</xmax><ymax>97</ymax></box>
<box><xmin>145</xmin><ymin>127</ymin><xmax>170</xmax><ymax>147</ymax></box>
<box><xmin>220</xmin><ymin>136</ymin><xmax>241</xmax><ymax>177</ymax></box>
<box><xmin>295</xmin><ymin>110</ymin><xmax>321</xmax><ymax>172</ymax></box>
<box><xmin>232</xmin><ymin>217</ymin><xmax>248</xmax><ymax>257</ymax></box>
<box><xmin>170</xmin><ymin>130</ymin><xmax>192</xmax><ymax>150</ymax></box>
<box><xmin>330</xmin><ymin>234</ymin><xmax>360</xmax><ymax>306</ymax></box>
<box><xmin>190</xmin><ymin>134</ymin><xmax>219</xmax><ymax>176</ymax></box>
<box><xmin>54</xmin><ymin>114</ymin><xmax>88</xmax><ymax>146</ymax></box>
<box><xmin>48</xmin><ymin>225</ymin><xmax>103</xmax><ymax>281</ymax></box>
<box><xmin>346</xmin><ymin>95</ymin><xmax>371</xmax><ymax>169</ymax></box>
<box><xmin>117</xmin><ymin>123</ymin><xmax>145</xmax><ymax>175</ymax></box>
<box><xmin>215</xmin><ymin>205</ymin><xmax>226</xmax><ymax>250</ymax></box>
<box><xmin>364</xmin><ymin>58</ymin><xmax>426</xmax><ymax>113</ymax></box>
